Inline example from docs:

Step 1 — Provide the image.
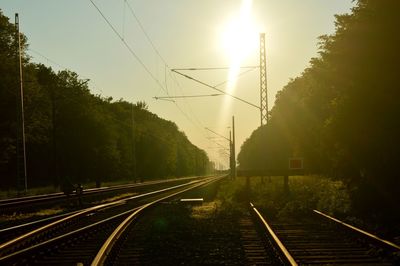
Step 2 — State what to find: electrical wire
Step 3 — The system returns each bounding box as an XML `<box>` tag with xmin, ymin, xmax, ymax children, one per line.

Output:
<box><xmin>28</xmin><ymin>48</ymin><xmax>105</xmax><ymax>95</ymax></box>
<box><xmin>88</xmin><ymin>0</ymin><xmax>167</xmax><ymax>95</ymax></box>
<box><xmin>172</xmin><ymin>66</ymin><xmax>259</xmax><ymax>71</ymax></box>
<box><xmin>27</xmin><ymin>48</ymin><xmax>176</xmax><ymax>146</ymax></box>
<box><xmin>213</xmin><ymin>67</ymin><xmax>258</xmax><ymax>88</ymax></box>
<box><xmin>154</xmin><ymin>94</ymin><xmax>222</xmax><ymax>99</ymax></box>
<box><xmin>124</xmin><ymin>0</ymin><xmax>207</xmax><ymax>133</ymax></box>
<box><xmin>123</xmin><ymin>0</ymin><xmax>212</xmax><ymax>142</ymax></box>
<box><xmin>26</xmin><ymin>38</ymin><xmax>207</xmax><ymax>159</ymax></box>
<box><xmin>90</xmin><ymin>0</ymin><xmax>207</xmax><ymax>134</ymax></box>
<box><xmin>125</xmin><ymin>0</ymin><xmax>169</xmax><ymax>67</ymax></box>
<box><xmin>89</xmin><ymin>0</ymin><xmax>240</xmax><ymax>164</ymax></box>
<box><xmin>172</xmin><ymin>69</ymin><xmax>260</xmax><ymax>109</ymax></box>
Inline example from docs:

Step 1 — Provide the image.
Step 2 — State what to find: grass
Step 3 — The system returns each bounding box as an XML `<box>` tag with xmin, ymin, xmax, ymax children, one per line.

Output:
<box><xmin>216</xmin><ymin>175</ymin><xmax>351</xmax><ymax>220</ymax></box>
<box><xmin>0</xmin><ymin>207</ymin><xmax>65</xmax><ymax>223</ymax></box>
<box><xmin>190</xmin><ymin>201</ymin><xmax>221</xmax><ymax>219</ymax></box>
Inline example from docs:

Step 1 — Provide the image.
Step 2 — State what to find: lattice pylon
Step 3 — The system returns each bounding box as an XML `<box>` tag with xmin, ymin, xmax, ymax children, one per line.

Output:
<box><xmin>259</xmin><ymin>33</ymin><xmax>268</xmax><ymax>126</ymax></box>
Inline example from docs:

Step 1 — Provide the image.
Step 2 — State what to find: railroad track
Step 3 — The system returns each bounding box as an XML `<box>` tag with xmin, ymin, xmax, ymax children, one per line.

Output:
<box><xmin>0</xmin><ymin>175</ymin><xmax>223</xmax><ymax>265</ymax></box>
<box><xmin>250</xmin><ymin>203</ymin><xmax>400</xmax><ymax>265</ymax></box>
<box><xmin>91</xmin><ymin>177</ymin><xmax>278</xmax><ymax>265</ymax></box>
<box><xmin>3</xmin><ymin>178</ymin><xmax>398</xmax><ymax>265</ymax></box>
<box><xmin>91</xmin><ymin>176</ymin><xmax>225</xmax><ymax>265</ymax></box>
<box><xmin>0</xmin><ymin>176</ymin><xmax>212</xmax><ymax>243</ymax></box>
<box><xmin>0</xmin><ymin>175</ymin><xmax>206</xmax><ymax>213</ymax></box>
<box><xmin>89</xmin><ymin>176</ymin><xmax>242</xmax><ymax>265</ymax></box>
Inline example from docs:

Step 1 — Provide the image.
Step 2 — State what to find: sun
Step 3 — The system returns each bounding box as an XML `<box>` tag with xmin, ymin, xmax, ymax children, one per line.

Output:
<box><xmin>221</xmin><ymin>18</ymin><xmax>258</xmax><ymax>63</ymax></box>
<box><xmin>218</xmin><ymin>0</ymin><xmax>259</xmax><ymax>94</ymax></box>
<box><xmin>220</xmin><ymin>0</ymin><xmax>259</xmax><ymax>65</ymax></box>
<box><xmin>216</xmin><ymin>0</ymin><xmax>260</xmax><ymax>155</ymax></box>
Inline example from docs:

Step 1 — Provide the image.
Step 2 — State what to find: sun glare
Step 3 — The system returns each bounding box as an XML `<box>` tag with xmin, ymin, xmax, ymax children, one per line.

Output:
<box><xmin>221</xmin><ymin>18</ymin><xmax>258</xmax><ymax>63</ymax></box>
<box><xmin>220</xmin><ymin>0</ymin><xmax>258</xmax><ymax>93</ymax></box>
<box><xmin>217</xmin><ymin>0</ymin><xmax>258</xmax><ymax>137</ymax></box>
<box><xmin>221</xmin><ymin>0</ymin><xmax>258</xmax><ymax>60</ymax></box>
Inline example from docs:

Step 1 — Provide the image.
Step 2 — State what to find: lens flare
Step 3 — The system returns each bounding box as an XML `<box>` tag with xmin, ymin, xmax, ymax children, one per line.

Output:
<box><xmin>218</xmin><ymin>0</ymin><xmax>258</xmax><ymax>133</ymax></box>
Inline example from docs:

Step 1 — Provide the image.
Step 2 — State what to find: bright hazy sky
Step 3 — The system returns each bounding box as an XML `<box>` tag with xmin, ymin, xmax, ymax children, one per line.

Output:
<box><xmin>1</xmin><ymin>0</ymin><xmax>355</xmax><ymax>169</ymax></box>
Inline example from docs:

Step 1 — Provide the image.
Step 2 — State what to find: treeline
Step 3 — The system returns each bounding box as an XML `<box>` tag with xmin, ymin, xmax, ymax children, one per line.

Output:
<box><xmin>0</xmin><ymin>10</ymin><xmax>212</xmax><ymax>189</ymax></box>
<box><xmin>238</xmin><ymin>0</ymin><xmax>400</xmax><ymax>218</ymax></box>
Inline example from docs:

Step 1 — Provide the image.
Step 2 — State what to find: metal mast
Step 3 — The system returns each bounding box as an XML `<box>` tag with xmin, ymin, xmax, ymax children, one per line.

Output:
<box><xmin>232</xmin><ymin>116</ymin><xmax>236</xmax><ymax>178</ymax></box>
<box><xmin>15</xmin><ymin>13</ymin><xmax>28</xmax><ymax>192</ymax></box>
<box><xmin>131</xmin><ymin>104</ymin><xmax>137</xmax><ymax>183</ymax></box>
<box><xmin>260</xmin><ymin>33</ymin><xmax>268</xmax><ymax>125</ymax></box>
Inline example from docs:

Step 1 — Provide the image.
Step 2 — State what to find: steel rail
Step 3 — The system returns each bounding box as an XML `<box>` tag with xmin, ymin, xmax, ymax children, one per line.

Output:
<box><xmin>313</xmin><ymin>209</ymin><xmax>400</xmax><ymax>251</ymax></box>
<box><xmin>91</xmin><ymin>176</ymin><xmax>224</xmax><ymax>265</ymax></box>
<box><xmin>0</xmin><ymin>192</ymin><xmax>63</xmax><ymax>204</ymax></box>
<box><xmin>0</xmin><ymin>178</ymin><xmax>209</xmax><ymax>236</ymax></box>
<box><xmin>0</xmin><ymin>206</ymin><xmax>141</xmax><ymax>263</ymax></box>
<box><xmin>0</xmin><ymin>209</ymin><xmax>82</xmax><ymax>234</ymax></box>
<box><xmin>0</xmin><ymin>175</ymin><xmax>204</xmax><ymax>208</ymax></box>
<box><xmin>0</xmin><ymin>202</ymin><xmax>119</xmax><ymax>254</ymax></box>
<box><xmin>0</xmin><ymin>178</ymin><xmax>210</xmax><ymax>255</ymax></box>
<box><xmin>250</xmin><ymin>202</ymin><xmax>298</xmax><ymax>266</ymax></box>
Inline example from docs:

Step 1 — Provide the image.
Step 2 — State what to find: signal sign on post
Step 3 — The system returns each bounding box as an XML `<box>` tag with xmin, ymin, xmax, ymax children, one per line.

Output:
<box><xmin>289</xmin><ymin>157</ymin><xmax>303</xmax><ymax>170</ymax></box>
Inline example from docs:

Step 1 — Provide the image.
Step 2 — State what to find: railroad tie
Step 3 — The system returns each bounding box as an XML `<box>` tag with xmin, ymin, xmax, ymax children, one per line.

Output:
<box><xmin>239</xmin><ymin>215</ymin><xmax>273</xmax><ymax>265</ymax></box>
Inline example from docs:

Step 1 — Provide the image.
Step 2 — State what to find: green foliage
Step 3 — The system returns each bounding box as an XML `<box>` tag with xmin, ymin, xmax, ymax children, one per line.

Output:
<box><xmin>0</xmin><ymin>9</ymin><xmax>212</xmax><ymax>190</ymax></box>
<box><xmin>238</xmin><ymin>0</ymin><xmax>400</xmax><ymax>219</ymax></box>
<box><xmin>216</xmin><ymin>176</ymin><xmax>350</xmax><ymax>219</ymax></box>
<box><xmin>276</xmin><ymin>176</ymin><xmax>350</xmax><ymax>219</ymax></box>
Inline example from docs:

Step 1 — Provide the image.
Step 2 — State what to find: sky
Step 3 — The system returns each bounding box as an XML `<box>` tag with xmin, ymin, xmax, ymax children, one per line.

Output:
<box><xmin>1</xmin><ymin>0</ymin><xmax>355</xmax><ymax>169</ymax></box>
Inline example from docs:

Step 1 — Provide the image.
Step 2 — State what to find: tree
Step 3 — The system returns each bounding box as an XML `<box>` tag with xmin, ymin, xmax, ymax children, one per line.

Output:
<box><xmin>0</xmin><ymin>9</ymin><xmax>212</xmax><ymax>191</ymax></box>
<box><xmin>238</xmin><ymin>0</ymin><xmax>400</xmax><ymax>219</ymax></box>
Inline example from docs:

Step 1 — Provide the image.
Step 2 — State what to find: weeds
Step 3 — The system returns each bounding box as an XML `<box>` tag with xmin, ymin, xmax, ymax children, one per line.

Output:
<box><xmin>216</xmin><ymin>176</ymin><xmax>351</xmax><ymax>219</ymax></box>
<box><xmin>0</xmin><ymin>207</ymin><xmax>65</xmax><ymax>222</ymax></box>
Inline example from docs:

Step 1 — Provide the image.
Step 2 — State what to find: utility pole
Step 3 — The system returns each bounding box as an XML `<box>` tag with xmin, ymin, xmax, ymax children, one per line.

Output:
<box><xmin>229</xmin><ymin>130</ymin><xmax>232</xmax><ymax>177</ymax></box>
<box><xmin>15</xmin><ymin>13</ymin><xmax>28</xmax><ymax>193</ymax></box>
<box><xmin>232</xmin><ymin>116</ymin><xmax>236</xmax><ymax>179</ymax></box>
<box><xmin>50</xmin><ymin>80</ymin><xmax>58</xmax><ymax>187</ymax></box>
<box><xmin>131</xmin><ymin>104</ymin><xmax>137</xmax><ymax>183</ymax></box>
<box><xmin>260</xmin><ymin>33</ymin><xmax>268</xmax><ymax>126</ymax></box>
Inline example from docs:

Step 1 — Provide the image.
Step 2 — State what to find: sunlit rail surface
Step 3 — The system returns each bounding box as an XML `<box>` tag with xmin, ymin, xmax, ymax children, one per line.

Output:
<box><xmin>0</xmin><ymin>176</ymin><xmax>205</xmax><ymax>213</ymax></box>
<box><xmin>0</xmin><ymin>176</ymin><xmax>224</xmax><ymax>265</ymax></box>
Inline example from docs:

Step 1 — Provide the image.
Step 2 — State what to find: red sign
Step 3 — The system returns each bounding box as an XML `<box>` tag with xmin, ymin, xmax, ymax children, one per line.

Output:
<box><xmin>289</xmin><ymin>158</ymin><xmax>303</xmax><ymax>170</ymax></box>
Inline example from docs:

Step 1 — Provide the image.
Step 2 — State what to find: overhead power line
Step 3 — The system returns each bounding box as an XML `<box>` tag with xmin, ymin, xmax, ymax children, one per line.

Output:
<box><xmin>172</xmin><ymin>66</ymin><xmax>259</xmax><ymax>71</ymax></box>
<box><xmin>28</xmin><ymin>48</ymin><xmax>105</xmax><ymax>95</ymax></box>
<box><xmin>123</xmin><ymin>0</ymin><xmax>214</xmax><ymax>133</ymax></box>
<box><xmin>89</xmin><ymin>0</ymin><xmax>223</xmax><ymax>156</ymax></box>
<box><xmin>212</xmin><ymin>67</ymin><xmax>258</xmax><ymax>88</ymax></box>
<box><xmin>123</xmin><ymin>1</ymin><xmax>210</xmax><ymax>136</ymax></box>
<box><xmin>125</xmin><ymin>0</ymin><xmax>169</xmax><ymax>67</ymax></box>
<box><xmin>27</xmin><ymin>37</ymin><xmax>210</xmax><ymax>154</ymax></box>
<box><xmin>29</xmin><ymin>48</ymin><xmax>66</xmax><ymax>70</ymax></box>
<box><xmin>205</xmin><ymin>127</ymin><xmax>230</xmax><ymax>142</ymax></box>
<box><xmin>209</xmin><ymin>139</ymin><xmax>229</xmax><ymax>150</ymax></box>
<box><xmin>154</xmin><ymin>94</ymin><xmax>222</xmax><ymax>100</ymax></box>
<box><xmin>172</xmin><ymin>69</ymin><xmax>260</xmax><ymax>110</ymax></box>
<box><xmin>156</xmin><ymin>98</ymin><xmax>175</xmax><ymax>103</ymax></box>
<box><xmin>88</xmin><ymin>0</ymin><xmax>167</xmax><ymax>95</ymax></box>
<box><xmin>125</xmin><ymin>1</ymin><xmax>209</xmax><ymax>131</ymax></box>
